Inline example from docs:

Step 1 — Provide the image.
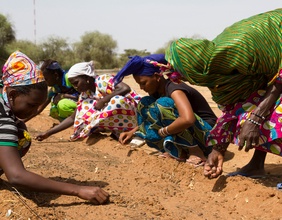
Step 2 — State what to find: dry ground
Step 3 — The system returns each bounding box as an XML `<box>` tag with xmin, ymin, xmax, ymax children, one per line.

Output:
<box><xmin>1</xmin><ymin>77</ymin><xmax>282</xmax><ymax>220</ymax></box>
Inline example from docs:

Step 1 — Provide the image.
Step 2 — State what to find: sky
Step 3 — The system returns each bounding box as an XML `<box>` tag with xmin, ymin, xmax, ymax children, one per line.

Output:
<box><xmin>0</xmin><ymin>0</ymin><xmax>281</xmax><ymax>54</ymax></box>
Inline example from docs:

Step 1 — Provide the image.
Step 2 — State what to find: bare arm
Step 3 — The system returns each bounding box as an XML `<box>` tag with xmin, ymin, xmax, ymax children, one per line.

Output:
<box><xmin>35</xmin><ymin>110</ymin><xmax>76</xmax><ymax>141</ymax></box>
<box><xmin>161</xmin><ymin>90</ymin><xmax>195</xmax><ymax>135</ymax></box>
<box><xmin>239</xmin><ymin>82</ymin><xmax>282</xmax><ymax>151</ymax></box>
<box><xmin>0</xmin><ymin>147</ymin><xmax>109</xmax><ymax>204</ymax></box>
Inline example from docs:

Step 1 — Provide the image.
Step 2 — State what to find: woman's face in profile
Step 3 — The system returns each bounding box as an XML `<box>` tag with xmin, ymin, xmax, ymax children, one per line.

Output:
<box><xmin>69</xmin><ymin>76</ymin><xmax>91</xmax><ymax>93</ymax></box>
<box><xmin>133</xmin><ymin>74</ymin><xmax>159</xmax><ymax>96</ymax></box>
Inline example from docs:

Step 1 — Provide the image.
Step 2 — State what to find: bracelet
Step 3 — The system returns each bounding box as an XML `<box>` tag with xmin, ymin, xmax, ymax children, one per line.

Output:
<box><xmin>165</xmin><ymin>126</ymin><xmax>170</xmax><ymax>135</ymax></box>
<box><xmin>247</xmin><ymin>118</ymin><xmax>261</xmax><ymax>126</ymax></box>
<box><xmin>251</xmin><ymin>112</ymin><xmax>265</xmax><ymax>120</ymax></box>
<box><xmin>159</xmin><ymin>128</ymin><xmax>167</xmax><ymax>137</ymax></box>
<box><xmin>213</xmin><ymin>144</ymin><xmax>228</xmax><ymax>155</ymax></box>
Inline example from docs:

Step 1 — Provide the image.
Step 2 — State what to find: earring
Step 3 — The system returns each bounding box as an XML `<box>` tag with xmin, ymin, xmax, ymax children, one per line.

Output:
<box><xmin>87</xmin><ymin>80</ymin><xmax>90</xmax><ymax>84</ymax></box>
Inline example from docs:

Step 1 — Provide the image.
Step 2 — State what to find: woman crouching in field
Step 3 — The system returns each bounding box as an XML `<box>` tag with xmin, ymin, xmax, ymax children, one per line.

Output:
<box><xmin>0</xmin><ymin>51</ymin><xmax>109</xmax><ymax>205</ymax></box>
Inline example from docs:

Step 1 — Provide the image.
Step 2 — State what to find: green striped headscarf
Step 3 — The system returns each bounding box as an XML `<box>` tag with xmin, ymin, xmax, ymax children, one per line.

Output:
<box><xmin>166</xmin><ymin>8</ymin><xmax>282</xmax><ymax>105</ymax></box>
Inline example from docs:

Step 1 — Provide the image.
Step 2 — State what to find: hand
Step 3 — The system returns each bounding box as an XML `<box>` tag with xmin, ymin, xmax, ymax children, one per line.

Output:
<box><xmin>35</xmin><ymin>132</ymin><xmax>50</xmax><ymax>141</ymax></box>
<box><xmin>119</xmin><ymin>131</ymin><xmax>134</xmax><ymax>145</ymax></box>
<box><xmin>53</xmin><ymin>93</ymin><xmax>64</xmax><ymax>105</ymax></box>
<box><xmin>203</xmin><ymin>149</ymin><xmax>224</xmax><ymax>179</ymax></box>
<box><xmin>238</xmin><ymin>120</ymin><xmax>260</xmax><ymax>152</ymax></box>
<box><xmin>94</xmin><ymin>99</ymin><xmax>107</xmax><ymax>110</ymax></box>
<box><xmin>77</xmin><ymin>186</ymin><xmax>109</xmax><ymax>205</ymax></box>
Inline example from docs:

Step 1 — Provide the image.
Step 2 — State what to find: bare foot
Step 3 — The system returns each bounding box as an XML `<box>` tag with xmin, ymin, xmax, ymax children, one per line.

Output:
<box><xmin>158</xmin><ymin>152</ymin><xmax>186</xmax><ymax>162</ymax></box>
<box><xmin>186</xmin><ymin>146</ymin><xmax>206</xmax><ymax>167</ymax></box>
<box><xmin>227</xmin><ymin>150</ymin><xmax>267</xmax><ymax>178</ymax></box>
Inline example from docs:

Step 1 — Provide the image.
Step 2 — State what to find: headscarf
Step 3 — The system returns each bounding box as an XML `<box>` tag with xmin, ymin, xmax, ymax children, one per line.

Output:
<box><xmin>67</xmin><ymin>61</ymin><xmax>96</xmax><ymax>78</ymax></box>
<box><xmin>2</xmin><ymin>51</ymin><xmax>45</xmax><ymax>107</ymax></box>
<box><xmin>2</xmin><ymin>51</ymin><xmax>45</xmax><ymax>87</ymax></box>
<box><xmin>165</xmin><ymin>8</ymin><xmax>282</xmax><ymax>105</ymax></box>
<box><xmin>113</xmin><ymin>54</ymin><xmax>181</xmax><ymax>85</ymax></box>
<box><xmin>45</xmin><ymin>61</ymin><xmax>64</xmax><ymax>73</ymax></box>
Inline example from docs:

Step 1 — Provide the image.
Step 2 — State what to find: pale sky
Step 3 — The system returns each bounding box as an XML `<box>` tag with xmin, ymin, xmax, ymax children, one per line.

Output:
<box><xmin>0</xmin><ymin>0</ymin><xmax>281</xmax><ymax>53</ymax></box>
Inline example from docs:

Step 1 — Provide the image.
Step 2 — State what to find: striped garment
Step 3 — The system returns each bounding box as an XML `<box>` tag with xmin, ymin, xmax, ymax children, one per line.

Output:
<box><xmin>0</xmin><ymin>95</ymin><xmax>18</xmax><ymax>147</ymax></box>
<box><xmin>166</xmin><ymin>8</ymin><xmax>282</xmax><ymax>105</ymax></box>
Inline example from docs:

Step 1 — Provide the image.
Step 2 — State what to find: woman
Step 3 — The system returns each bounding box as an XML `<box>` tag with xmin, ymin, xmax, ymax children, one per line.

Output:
<box><xmin>115</xmin><ymin>54</ymin><xmax>217</xmax><ymax>165</ymax></box>
<box><xmin>0</xmin><ymin>51</ymin><xmax>109</xmax><ymax>204</ymax></box>
<box><xmin>35</xmin><ymin>61</ymin><xmax>141</xmax><ymax>141</ymax></box>
<box><xmin>165</xmin><ymin>8</ymin><xmax>282</xmax><ymax>178</ymax></box>
<box><xmin>24</xmin><ymin>59</ymin><xmax>79</xmax><ymax>122</ymax></box>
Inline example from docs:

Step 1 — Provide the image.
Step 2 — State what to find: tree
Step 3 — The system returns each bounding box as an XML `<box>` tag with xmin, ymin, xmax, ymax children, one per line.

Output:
<box><xmin>118</xmin><ymin>49</ymin><xmax>150</xmax><ymax>67</ymax></box>
<box><xmin>74</xmin><ymin>31</ymin><xmax>118</xmax><ymax>69</ymax></box>
<box><xmin>0</xmin><ymin>14</ymin><xmax>16</xmax><ymax>67</ymax></box>
<box><xmin>39</xmin><ymin>36</ymin><xmax>76</xmax><ymax>69</ymax></box>
<box><xmin>6</xmin><ymin>40</ymin><xmax>43</xmax><ymax>63</ymax></box>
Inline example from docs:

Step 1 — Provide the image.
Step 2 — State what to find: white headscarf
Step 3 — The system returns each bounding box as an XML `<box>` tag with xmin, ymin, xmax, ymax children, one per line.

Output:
<box><xmin>68</xmin><ymin>61</ymin><xmax>96</xmax><ymax>78</ymax></box>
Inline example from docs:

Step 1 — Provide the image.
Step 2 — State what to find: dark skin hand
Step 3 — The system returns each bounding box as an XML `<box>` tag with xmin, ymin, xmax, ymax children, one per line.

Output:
<box><xmin>35</xmin><ymin>111</ymin><xmax>76</xmax><ymax>141</ymax></box>
<box><xmin>204</xmin><ymin>81</ymin><xmax>282</xmax><ymax>179</ymax></box>
<box><xmin>52</xmin><ymin>93</ymin><xmax>78</xmax><ymax>105</ymax></box>
<box><xmin>238</xmin><ymin>82</ymin><xmax>282</xmax><ymax>152</ymax></box>
<box><xmin>204</xmin><ymin>149</ymin><xmax>224</xmax><ymax>178</ymax></box>
<box><xmin>94</xmin><ymin>82</ymin><xmax>131</xmax><ymax>110</ymax></box>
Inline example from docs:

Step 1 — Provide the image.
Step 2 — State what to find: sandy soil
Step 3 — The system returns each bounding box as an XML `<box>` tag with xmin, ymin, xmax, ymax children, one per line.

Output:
<box><xmin>1</xmin><ymin>77</ymin><xmax>282</xmax><ymax>220</ymax></box>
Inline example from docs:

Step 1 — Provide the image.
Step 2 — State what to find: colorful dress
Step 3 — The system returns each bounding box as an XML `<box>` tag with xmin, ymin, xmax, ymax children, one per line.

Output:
<box><xmin>71</xmin><ymin>74</ymin><xmax>141</xmax><ymax>140</ymax></box>
<box><xmin>135</xmin><ymin>81</ymin><xmax>217</xmax><ymax>159</ymax></box>
<box><xmin>208</xmin><ymin>70</ymin><xmax>282</xmax><ymax>156</ymax></box>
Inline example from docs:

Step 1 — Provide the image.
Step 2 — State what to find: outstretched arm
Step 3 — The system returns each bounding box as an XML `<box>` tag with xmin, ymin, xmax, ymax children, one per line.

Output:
<box><xmin>35</xmin><ymin>110</ymin><xmax>76</xmax><ymax>141</ymax></box>
<box><xmin>0</xmin><ymin>146</ymin><xmax>109</xmax><ymax>204</ymax></box>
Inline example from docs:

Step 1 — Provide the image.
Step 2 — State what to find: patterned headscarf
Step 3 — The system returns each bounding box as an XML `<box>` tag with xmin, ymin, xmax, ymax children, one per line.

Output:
<box><xmin>2</xmin><ymin>51</ymin><xmax>45</xmax><ymax>107</ymax></box>
<box><xmin>165</xmin><ymin>9</ymin><xmax>282</xmax><ymax>105</ymax></box>
<box><xmin>67</xmin><ymin>61</ymin><xmax>96</xmax><ymax>79</ymax></box>
<box><xmin>113</xmin><ymin>54</ymin><xmax>182</xmax><ymax>85</ymax></box>
<box><xmin>2</xmin><ymin>51</ymin><xmax>45</xmax><ymax>87</ymax></box>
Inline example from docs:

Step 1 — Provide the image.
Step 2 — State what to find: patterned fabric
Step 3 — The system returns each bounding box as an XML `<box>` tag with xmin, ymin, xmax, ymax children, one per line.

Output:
<box><xmin>165</xmin><ymin>9</ymin><xmax>282</xmax><ymax>105</ymax></box>
<box><xmin>71</xmin><ymin>74</ymin><xmax>141</xmax><ymax>140</ymax></box>
<box><xmin>208</xmin><ymin>70</ymin><xmax>282</xmax><ymax>156</ymax></box>
<box><xmin>2</xmin><ymin>51</ymin><xmax>45</xmax><ymax>87</ymax></box>
<box><xmin>135</xmin><ymin>96</ymin><xmax>213</xmax><ymax>159</ymax></box>
<box><xmin>2</xmin><ymin>51</ymin><xmax>45</xmax><ymax>107</ymax></box>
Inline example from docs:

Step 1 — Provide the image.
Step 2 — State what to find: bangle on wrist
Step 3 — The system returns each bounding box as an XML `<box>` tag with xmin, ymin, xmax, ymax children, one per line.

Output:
<box><xmin>159</xmin><ymin>128</ymin><xmax>166</xmax><ymax>137</ymax></box>
<box><xmin>164</xmin><ymin>126</ymin><xmax>170</xmax><ymax>135</ymax></box>
<box><xmin>251</xmin><ymin>112</ymin><xmax>265</xmax><ymax>120</ymax></box>
<box><xmin>247</xmin><ymin>118</ymin><xmax>261</xmax><ymax>126</ymax></box>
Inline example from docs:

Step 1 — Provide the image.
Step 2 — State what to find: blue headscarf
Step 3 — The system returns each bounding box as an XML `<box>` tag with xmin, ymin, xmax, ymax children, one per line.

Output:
<box><xmin>113</xmin><ymin>54</ymin><xmax>167</xmax><ymax>85</ymax></box>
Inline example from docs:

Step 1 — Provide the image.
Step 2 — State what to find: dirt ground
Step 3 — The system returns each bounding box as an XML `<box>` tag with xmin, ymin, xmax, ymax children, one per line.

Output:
<box><xmin>1</xmin><ymin>77</ymin><xmax>282</xmax><ymax>220</ymax></box>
